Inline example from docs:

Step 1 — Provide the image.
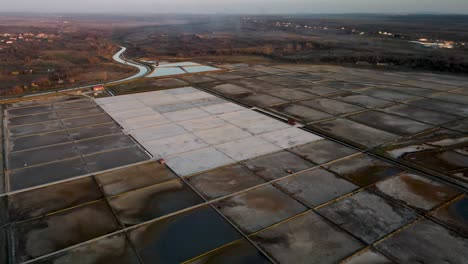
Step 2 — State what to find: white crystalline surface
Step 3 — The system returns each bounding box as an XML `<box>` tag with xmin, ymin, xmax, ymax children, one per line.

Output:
<box><xmin>96</xmin><ymin>88</ymin><xmax>322</xmax><ymax>176</ymax></box>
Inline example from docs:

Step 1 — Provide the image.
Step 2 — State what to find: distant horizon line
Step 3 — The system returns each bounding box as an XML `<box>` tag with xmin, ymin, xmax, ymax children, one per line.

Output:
<box><xmin>1</xmin><ymin>11</ymin><xmax>468</xmax><ymax>16</ymax></box>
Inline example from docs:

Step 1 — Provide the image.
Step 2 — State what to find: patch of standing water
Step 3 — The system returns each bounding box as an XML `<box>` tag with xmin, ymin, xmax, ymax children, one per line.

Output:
<box><xmin>183</xmin><ymin>66</ymin><xmax>220</xmax><ymax>73</ymax></box>
<box><xmin>146</xmin><ymin>67</ymin><xmax>186</xmax><ymax>78</ymax></box>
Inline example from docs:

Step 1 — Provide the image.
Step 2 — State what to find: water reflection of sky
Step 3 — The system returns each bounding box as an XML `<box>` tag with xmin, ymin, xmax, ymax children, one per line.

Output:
<box><xmin>184</xmin><ymin>66</ymin><xmax>220</xmax><ymax>73</ymax></box>
<box><xmin>159</xmin><ymin>62</ymin><xmax>200</xmax><ymax>67</ymax></box>
<box><xmin>146</xmin><ymin>67</ymin><xmax>185</xmax><ymax>77</ymax></box>
<box><xmin>146</xmin><ymin>62</ymin><xmax>220</xmax><ymax>78</ymax></box>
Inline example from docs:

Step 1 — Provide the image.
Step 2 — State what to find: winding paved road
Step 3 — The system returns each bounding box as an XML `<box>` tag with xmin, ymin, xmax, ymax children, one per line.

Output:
<box><xmin>109</xmin><ymin>46</ymin><xmax>151</xmax><ymax>83</ymax></box>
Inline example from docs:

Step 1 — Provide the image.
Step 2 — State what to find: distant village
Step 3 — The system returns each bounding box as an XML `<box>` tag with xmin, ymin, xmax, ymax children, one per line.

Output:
<box><xmin>243</xmin><ymin>17</ymin><xmax>466</xmax><ymax>50</ymax></box>
<box><xmin>410</xmin><ymin>38</ymin><xmax>465</xmax><ymax>49</ymax></box>
<box><xmin>0</xmin><ymin>32</ymin><xmax>68</xmax><ymax>93</ymax></box>
<box><xmin>0</xmin><ymin>32</ymin><xmax>59</xmax><ymax>47</ymax></box>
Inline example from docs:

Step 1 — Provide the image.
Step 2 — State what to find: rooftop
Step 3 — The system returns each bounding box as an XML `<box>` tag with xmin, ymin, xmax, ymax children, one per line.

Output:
<box><xmin>1</xmin><ymin>63</ymin><xmax>467</xmax><ymax>264</ymax></box>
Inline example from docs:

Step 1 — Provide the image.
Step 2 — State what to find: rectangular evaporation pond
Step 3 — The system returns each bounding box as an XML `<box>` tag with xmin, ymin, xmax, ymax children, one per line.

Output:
<box><xmin>98</xmin><ymin>88</ymin><xmax>324</xmax><ymax>177</ymax></box>
<box><xmin>158</xmin><ymin>62</ymin><xmax>200</xmax><ymax>67</ymax></box>
<box><xmin>146</xmin><ymin>67</ymin><xmax>186</xmax><ymax>78</ymax></box>
<box><xmin>183</xmin><ymin>66</ymin><xmax>220</xmax><ymax>73</ymax></box>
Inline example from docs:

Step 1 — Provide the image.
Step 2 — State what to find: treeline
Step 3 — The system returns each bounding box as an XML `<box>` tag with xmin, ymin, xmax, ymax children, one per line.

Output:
<box><xmin>271</xmin><ymin>48</ymin><xmax>468</xmax><ymax>73</ymax></box>
<box><xmin>135</xmin><ymin>36</ymin><xmax>468</xmax><ymax>73</ymax></box>
<box><xmin>0</xmin><ymin>29</ymin><xmax>125</xmax><ymax>96</ymax></box>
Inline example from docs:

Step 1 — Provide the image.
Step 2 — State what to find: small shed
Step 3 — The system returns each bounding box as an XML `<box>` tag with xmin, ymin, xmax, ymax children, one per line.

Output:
<box><xmin>93</xmin><ymin>85</ymin><xmax>105</xmax><ymax>92</ymax></box>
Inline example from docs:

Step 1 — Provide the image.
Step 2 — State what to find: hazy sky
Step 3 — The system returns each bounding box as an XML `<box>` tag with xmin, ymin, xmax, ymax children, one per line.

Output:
<box><xmin>4</xmin><ymin>0</ymin><xmax>468</xmax><ymax>14</ymax></box>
